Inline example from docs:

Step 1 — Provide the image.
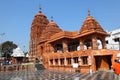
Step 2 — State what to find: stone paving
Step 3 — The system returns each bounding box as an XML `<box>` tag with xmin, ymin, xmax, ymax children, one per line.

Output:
<box><xmin>0</xmin><ymin>70</ymin><xmax>116</xmax><ymax>80</ymax></box>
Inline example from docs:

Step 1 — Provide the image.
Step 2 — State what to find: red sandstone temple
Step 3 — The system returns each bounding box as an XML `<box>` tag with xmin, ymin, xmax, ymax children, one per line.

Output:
<box><xmin>29</xmin><ymin>8</ymin><xmax>120</xmax><ymax>72</ymax></box>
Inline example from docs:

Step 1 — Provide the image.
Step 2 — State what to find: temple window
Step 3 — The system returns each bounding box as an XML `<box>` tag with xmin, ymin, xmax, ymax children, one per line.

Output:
<box><xmin>60</xmin><ymin>58</ymin><xmax>64</xmax><ymax>65</ymax></box>
<box><xmin>84</xmin><ymin>39</ymin><xmax>92</xmax><ymax>50</ymax></box>
<box><xmin>106</xmin><ymin>40</ymin><xmax>108</xmax><ymax>44</ymax></box>
<box><xmin>67</xmin><ymin>58</ymin><xmax>71</xmax><ymax>64</ymax></box>
<box><xmin>77</xmin><ymin>45</ymin><xmax>80</xmax><ymax>51</ymax></box>
<box><xmin>68</xmin><ymin>42</ymin><xmax>79</xmax><ymax>52</ymax></box>
<box><xmin>73</xmin><ymin>57</ymin><xmax>78</xmax><ymax>63</ymax></box>
<box><xmin>55</xmin><ymin>44</ymin><xmax>63</xmax><ymax>53</ymax></box>
<box><xmin>81</xmin><ymin>56</ymin><xmax>88</xmax><ymax>65</ymax></box>
<box><xmin>55</xmin><ymin>59</ymin><xmax>58</xmax><ymax>65</ymax></box>
<box><xmin>114</xmin><ymin>38</ymin><xmax>120</xmax><ymax>42</ymax></box>
<box><xmin>50</xmin><ymin>60</ymin><xmax>53</xmax><ymax>65</ymax></box>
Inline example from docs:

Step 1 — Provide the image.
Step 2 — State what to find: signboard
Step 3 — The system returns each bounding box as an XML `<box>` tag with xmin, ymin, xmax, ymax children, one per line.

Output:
<box><xmin>72</xmin><ymin>63</ymin><xmax>78</xmax><ymax>68</ymax></box>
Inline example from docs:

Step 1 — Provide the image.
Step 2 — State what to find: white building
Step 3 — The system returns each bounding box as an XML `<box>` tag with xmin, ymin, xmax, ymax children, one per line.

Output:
<box><xmin>12</xmin><ymin>47</ymin><xmax>25</xmax><ymax>57</ymax></box>
<box><xmin>106</xmin><ymin>28</ymin><xmax>120</xmax><ymax>50</ymax></box>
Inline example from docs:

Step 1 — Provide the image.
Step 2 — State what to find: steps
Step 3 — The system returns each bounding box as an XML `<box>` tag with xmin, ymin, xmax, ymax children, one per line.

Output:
<box><xmin>35</xmin><ymin>63</ymin><xmax>45</xmax><ymax>70</ymax></box>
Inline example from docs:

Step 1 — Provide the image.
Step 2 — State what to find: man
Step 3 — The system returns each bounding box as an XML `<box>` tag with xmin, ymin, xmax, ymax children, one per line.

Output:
<box><xmin>113</xmin><ymin>54</ymin><xmax>120</xmax><ymax>80</ymax></box>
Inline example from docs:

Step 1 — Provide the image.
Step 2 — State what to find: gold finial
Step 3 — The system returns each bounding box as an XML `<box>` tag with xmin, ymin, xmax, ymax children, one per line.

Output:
<box><xmin>88</xmin><ymin>8</ymin><xmax>90</xmax><ymax>16</ymax></box>
<box><xmin>39</xmin><ymin>4</ymin><xmax>42</xmax><ymax>13</ymax></box>
<box><xmin>51</xmin><ymin>16</ymin><xmax>54</xmax><ymax>22</ymax></box>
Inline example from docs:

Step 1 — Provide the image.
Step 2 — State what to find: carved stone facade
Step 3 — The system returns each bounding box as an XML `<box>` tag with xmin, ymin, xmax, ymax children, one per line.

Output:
<box><xmin>29</xmin><ymin>9</ymin><xmax>120</xmax><ymax>72</ymax></box>
<box><xmin>29</xmin><ymin>10</ymin><xmax>49</xmax><ymax>60</ymax></box>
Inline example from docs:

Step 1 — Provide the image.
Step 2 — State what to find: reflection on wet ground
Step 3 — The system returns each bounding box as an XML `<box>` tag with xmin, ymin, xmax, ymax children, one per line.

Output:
<box><xmin>0</xmin><ymin>69</ymin><xmax>114</xmax><ymax>80</ymax></box>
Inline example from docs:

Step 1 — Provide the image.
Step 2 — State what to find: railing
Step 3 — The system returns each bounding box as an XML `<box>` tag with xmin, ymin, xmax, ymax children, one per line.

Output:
<box><xmin>0</xmin><ymin>63</ymin><xmax>35</xmax><ymax>72</ymax></box>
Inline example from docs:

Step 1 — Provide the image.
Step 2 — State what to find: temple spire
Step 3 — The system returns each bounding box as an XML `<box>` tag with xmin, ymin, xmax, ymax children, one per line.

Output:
<box><xmin>39</xmin><ymin>4</ymin><xmax>42</xmax><ymax>13</ymax></box>
<box><xmin>88</xmin><ymin>8</ymin><xmax>90</xmax><ymax>16</ymax></box>
<box><xmin>51</xmin><ymin>16</ymin><xmax>54</xmax><ymax>22</ymax></box>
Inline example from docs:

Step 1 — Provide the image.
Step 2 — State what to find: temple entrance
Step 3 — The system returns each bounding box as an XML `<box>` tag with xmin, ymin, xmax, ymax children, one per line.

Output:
<box><xmin>95</xmin><ymin>55</ymin><xmax>112</xmax><ymax>70</ymax></box>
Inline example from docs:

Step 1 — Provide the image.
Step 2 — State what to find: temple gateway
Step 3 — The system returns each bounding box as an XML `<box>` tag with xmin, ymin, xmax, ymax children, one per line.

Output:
<box><xmin>29</xmin><ymin>8</ymin><xmax>120</xmax><ymax>72</ymax></box>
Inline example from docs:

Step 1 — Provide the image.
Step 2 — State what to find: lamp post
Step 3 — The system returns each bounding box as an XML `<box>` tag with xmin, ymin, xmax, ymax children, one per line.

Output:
<box><xmin>23</xmin><ymin>45</ymin><xmax>27</xmax><ymax>62</ymax></box>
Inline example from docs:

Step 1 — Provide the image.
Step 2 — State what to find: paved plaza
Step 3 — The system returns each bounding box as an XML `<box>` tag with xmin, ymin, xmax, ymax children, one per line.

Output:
<box><xmin>0</xmin><ymin>70</ymin><xmax>116</xmax><ymax>80</ymax></box>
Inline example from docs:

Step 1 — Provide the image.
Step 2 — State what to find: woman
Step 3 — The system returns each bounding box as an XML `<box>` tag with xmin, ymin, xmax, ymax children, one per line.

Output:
<box><xmin>112</xmin><ymin>54</ymin><xmax>120</xmax><ymax>80</ymax></box>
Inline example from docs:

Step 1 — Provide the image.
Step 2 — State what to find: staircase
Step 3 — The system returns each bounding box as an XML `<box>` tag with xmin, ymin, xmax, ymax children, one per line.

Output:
<box><xmin>35</xmin><ymin>63</ymin><xmax>45</xmax><ymax>70</ymax></box>
<box><xmin>35</xmin><ymin>56</ymin><xmax>45</xmax><ymax>70</ymax></box>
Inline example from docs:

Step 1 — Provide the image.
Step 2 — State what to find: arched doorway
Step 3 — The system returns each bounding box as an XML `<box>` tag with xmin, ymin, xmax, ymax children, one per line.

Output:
<box><xmin>95</xmin><ymin>55</ymin><xmax>112</xmax><ymax>70</ymax></box>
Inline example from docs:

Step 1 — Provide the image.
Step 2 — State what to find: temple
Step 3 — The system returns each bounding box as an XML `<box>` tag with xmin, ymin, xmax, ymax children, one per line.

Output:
<box><xmin>29</xmin><ymin>8</ymin><xmax>120</xmax><ymax>72</ymax></box>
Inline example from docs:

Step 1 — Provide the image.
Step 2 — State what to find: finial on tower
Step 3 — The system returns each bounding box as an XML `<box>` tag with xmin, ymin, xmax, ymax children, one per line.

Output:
<box><xmin>88</xmin><ymin>8</ymin><xmax>90</xmax><ymax>16</ymax></box>
<box><xmin>39</xmin><ymin>4</ymin><xmax>42</xmax><ymax>13</ymax></box>
<box><xmin>51</xmin><ymin>16</ymin><xmax>54</xmax><ymax>22</ymax></box>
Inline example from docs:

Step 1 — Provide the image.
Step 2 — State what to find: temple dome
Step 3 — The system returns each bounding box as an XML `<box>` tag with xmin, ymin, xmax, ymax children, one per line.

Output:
<box><xmin>39</xmin><ymin>21</ymin><xmax>62</xmax><ymax>42</ymax></box>
<box><xmin>30</xmin><ymin>10</ymin><xmax>49</xmax><ymax>39</ymax></box>
<box><xmin>35</xmin><ymin>11</ymin><xmax>46</xmax><ymax>16</ymax></box>
<box><xmin>31</xmin><ymin>11</ymin><xmax>49</xmax><ymax>26</ymax></box>
<box><xmin>47</xmin><ymin>21</ymin><xmax>59</xmax><ymax>28</ymax></box>
<box><xmin>79</xmin><ymin>14</ymin><xmax>107</xmax><ymax>36</ymax></box>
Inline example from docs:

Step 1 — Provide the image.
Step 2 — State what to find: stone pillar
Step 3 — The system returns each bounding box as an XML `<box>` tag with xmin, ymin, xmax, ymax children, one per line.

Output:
<box><xmin>48</xmin><ymin>60</ymin><xmax>51</xmax><ymax>66</ymax></box>
<box><xmin>58</xmin><ymin>59</ymin><xmax>61</xmax><ymax>65</ymax></box>
<box><xmin>80</xmin><ymin>40</ymin><xmax>84</xmax><ymax>50</ymax></box>
<box><xmin>92</xmin><ymin>36</ymin><xmax>98</xmax><ymax>50</ymax></box>
<box><xmin>71</xmin><ymin>58</ymin><xmax>74</xmax><ymax>64</ymax></box>
<box><xmin>88</xmin><ymin>56</ymin><xmax>92</xmax><ymax>65</ymax></box>
<box><xmin>64</xmin><ymin>58</ymin><xmax>67</xmax><ymax>65</ymax></box>
<box><xmin>52</xmin><ymin>59</ymin><xmax>55</xmax><ymax>65</ymax></box>
<box><xmin>48</xmin><ymin>44</ymin><xmax>51</xmax><ymax>53</ymax></box>
<box><xmin>50</xmin><ymin>44</ymin><xmax>54</xmax><ymax>53</ymax></box>
<box><xmin>45</xmin><ymin>44</ymin><xmax>51</xmax><ymax>53</ymax></box>
<box><xmin>12</xmin><ymin>57</ymin><xmax>15</xmax><ymax>64</ymax></box>
<box><xmin>102</xmin><ymin>38</ymin><xmax>107</xmax><ymax>49</ymax></box>
<box><xmin>62</xmin><ymin>40</ymin><xmax>68</xmax><ymax>52</ymax></box>
<box><xmin>78</xmin><ymin>57</ymin><xmax>82</xmax><ymax>65</ymax></box>
<box><xmin>44</xmin><ymin>43</ymin><xmax>47</xmax><ymax>53</ymax></box>
<box><xmin>91</xmin><ymin>56</ymin><xmax>96</xmax><ymax>72</ymax></box>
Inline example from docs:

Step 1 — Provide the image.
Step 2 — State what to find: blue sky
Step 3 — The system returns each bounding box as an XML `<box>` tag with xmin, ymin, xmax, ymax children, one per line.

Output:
<box><xmin>0</xmin><ymin>0</ymin><xmax>120</xmax><ymax>52</ymax></box>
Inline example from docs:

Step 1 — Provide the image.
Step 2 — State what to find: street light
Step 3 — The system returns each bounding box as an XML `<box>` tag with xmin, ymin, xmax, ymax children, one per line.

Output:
<box><xmin>23</xmin><ymin>45</ymin><xmax>27</xmax><ymax>62</ymax></box>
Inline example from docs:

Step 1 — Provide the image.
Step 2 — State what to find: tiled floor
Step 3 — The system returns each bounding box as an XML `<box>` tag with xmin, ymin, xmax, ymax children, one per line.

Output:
<box><xmin>0</xmin><ymin>70</ymin><xmax>115</xmax><ymax>80</ymax></box>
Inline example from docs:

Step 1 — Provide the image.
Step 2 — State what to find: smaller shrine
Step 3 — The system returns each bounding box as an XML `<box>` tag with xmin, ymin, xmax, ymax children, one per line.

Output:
<box><xmin>12</xmin><ymin>47</ymin><xmax>25</xmax><ymax>64</ymax></box>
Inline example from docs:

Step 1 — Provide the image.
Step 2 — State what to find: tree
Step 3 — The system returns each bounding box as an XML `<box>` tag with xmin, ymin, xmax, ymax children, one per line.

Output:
<box><xmin>24</xmin><ymin>51</ymin><xmax>28</xmax><ymax>57</ymax></box>
<box><xmin>0</xmin><ymin>41</ymin><xmax>17</xmax><ymax>58</ymax></box>
<box><xmin>23</xmin><ymin>51</ymin><xmax>29</xmax><ymax>62</ymax></box>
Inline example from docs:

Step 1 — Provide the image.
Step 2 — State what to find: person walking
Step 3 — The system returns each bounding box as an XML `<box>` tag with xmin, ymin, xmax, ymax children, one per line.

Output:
<box><xmin>113</xmin><ymin>53</ymin><xmax>120</xmax><ymax>80</ymax></box>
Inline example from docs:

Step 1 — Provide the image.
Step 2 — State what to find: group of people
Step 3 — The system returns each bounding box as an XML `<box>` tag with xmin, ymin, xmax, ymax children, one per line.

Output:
<box><xmin>112</xmin><ymin>53</ymin><xmax>120</xmax><ymax>80</ymax></box>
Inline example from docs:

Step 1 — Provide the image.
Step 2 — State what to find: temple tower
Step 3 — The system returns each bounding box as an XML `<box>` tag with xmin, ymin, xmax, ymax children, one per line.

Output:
<box><xmin>29</xmin><ymin>7</ymin><xmax>49</xmax><ymax>60</ymax></box>
<box><xmin>79</xmin><ymin>10</ymin><xmax>109</xmax><ymax>50</ymax></box>
<box><xmin>37</xmin><ymin>17</ymin><xmax>62</xmax><ymax>63</ymax></box>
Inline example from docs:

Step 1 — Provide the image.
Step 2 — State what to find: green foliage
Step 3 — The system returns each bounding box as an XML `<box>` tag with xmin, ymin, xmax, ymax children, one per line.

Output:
<box><xmin>23</xmin><ymin>51</ymin><xmax>28</xmax><ymax>57</ymax></box>
<box><xmin>0</xmin><ymin>41</ymin><xmax>17</xmax><ymax>58</ymax></box>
